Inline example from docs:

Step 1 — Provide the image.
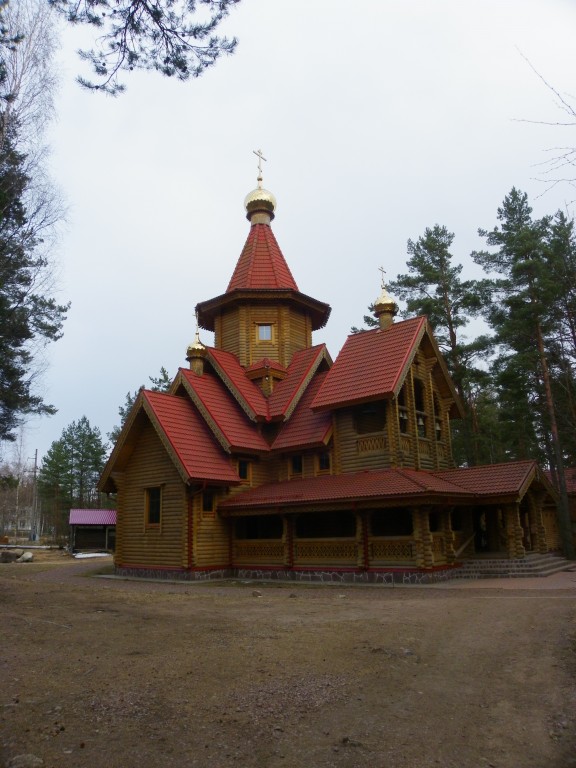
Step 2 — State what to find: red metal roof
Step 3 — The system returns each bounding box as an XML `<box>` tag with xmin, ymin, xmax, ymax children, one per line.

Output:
<box><xmin>311</xmin><ymin>318</ymin><xmax>426</xmax><ymax>411</ymax></box>
<box><xmin>143</xmin><ymin>391</ymin><xmax>239</xmax><ymax>483</ymax></box>
<box><xmin>69</xmin><ymin>509</ymin><xmax>117</xmax><ymax>525</ymax></box>
<box><xmin>178</xmin><ymin>369</ymin><xmax>269</xmax><ymax>452</ymax></box>
<box><xmin>226</xmin><ymin>223</ymin><xmax>299</xmax><ymax>292</ymax></box>
<box><xmin>219</xmin><ymin>461</ymin><xmax>544</xmax><ymax>511</ymax></box>
<box><xmin>218</xmin><ymin>468</ymin><xmax>473</xmax><ymax>510</ymax></box>
<box><xmin>272</xmin><ymin>371</ymin><xmax>333</xmax><ymax>451</ymax></box>
<box><xmin>435</xmin><ymin>460</ymin><xmax>540</xmax><ymax>497</ymax></box>
<box><xmin>269</xmin><ymin>345</ymin><xmax>330</xmax><ymax>419</ymax></box>
<box><xmin>245</xmin><ymin>358</ymin><xmax>286</xmax><ymax>374</ymax></box>
<box><xmin>205</xmin><ymin>348</ymin><xmax>269</xmax><ymax>420</ymax></box>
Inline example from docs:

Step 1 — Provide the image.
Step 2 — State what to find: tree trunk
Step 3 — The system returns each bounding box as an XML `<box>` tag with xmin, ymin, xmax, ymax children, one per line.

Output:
<box><xmin>535</xmin><ymin>321</ymin><xmax>575</xmax><ymax>558</ymax></box>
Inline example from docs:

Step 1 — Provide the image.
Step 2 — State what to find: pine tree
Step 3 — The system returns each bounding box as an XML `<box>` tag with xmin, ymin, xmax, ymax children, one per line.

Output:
<box><xmin>0</xmin><ymin>3</ymin><xmax>67</xmax><ymax>443</ymax></box>
<box><xmin>38</xmin><ymin>417</ymin><xmax>108</xmax><ymax>539</ymax></box>
<box><xmin>0</xmin><ymin>124</ymin><xmax>68</xmax><ymax>441</ymax></box>
<box><xmin>388</xmin><ymin>225</ymin><xmax>490</xmax><ymax>399</ymax></box>
<box><xmin>50</xmin><ymin>0</ymin><xmax>240</xmax><ymax>94</ymax></box>
<box><xmin>356</xmin><ymin>225</ymin><xmax>493</xmax><ymax>465</ymax></box>
<box><xmin>474</xmin><ymin>188</ymin><xmax>575</xmax><ymax>558</ymax></box>
<box><xmin>542</xmin><ymin>211</ymin><xmax>576</xmax><ymax>464</ymax></box>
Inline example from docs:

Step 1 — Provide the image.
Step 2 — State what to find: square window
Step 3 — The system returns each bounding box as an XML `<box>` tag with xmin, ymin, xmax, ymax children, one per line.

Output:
<box><xmin>257</xmin><ymin>324</ymin><xmax>272</xmax><ymax>341</ymax></box>
<box><xmin>146</xmin><ymin>487</ymin><xmax>161</xmax><ymax>527</ymax></box>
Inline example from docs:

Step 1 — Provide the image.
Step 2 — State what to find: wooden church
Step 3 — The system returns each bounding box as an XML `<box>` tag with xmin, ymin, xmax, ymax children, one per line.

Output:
<box><xmin>99</xmin><ymin>170</ymin><xmax>562</xmax><ymax>583</ymax></box>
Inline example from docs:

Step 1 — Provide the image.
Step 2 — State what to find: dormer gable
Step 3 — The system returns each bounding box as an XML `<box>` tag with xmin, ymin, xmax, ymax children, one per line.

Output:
<box><xmin>311</xmin><ymin>317</ymin><xmax>462</xmax><ymax>416</ymax></box>
<box><xmin>311</xmin><ymin>317</ymin><xmax>464</xmax><ymax>471</ymax></box>
<box><xmin>173</xmin><ymin>367</ymin><xmax>270</xmax><ymax>454</ymax></box>
<box><xmin>99</xmin><ymin>389</ymin><xmax>240</xmax><ymax>494</ymax></box>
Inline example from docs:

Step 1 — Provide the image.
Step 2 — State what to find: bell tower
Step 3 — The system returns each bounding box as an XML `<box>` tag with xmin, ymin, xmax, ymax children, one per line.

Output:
<box><xmin>196</xmin><ymin>154</ymin><xmax>331</xmax><ymax>369</ymax></box>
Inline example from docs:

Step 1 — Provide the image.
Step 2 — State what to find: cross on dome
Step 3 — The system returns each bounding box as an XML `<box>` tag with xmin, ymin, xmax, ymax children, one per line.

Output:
<box><xmin>253</xmin><ymin>148</ymin><xmax>267</xmax><ymax>188</ymax></box>
<box><xmin>244</xmin><ymin>149</ymin><xmax>276</xmax><ymax>222</ymax></box>
<box><xmin>373</xmin><ymin>265</ymin><xmax>398</xmax><ymax>329</ymax></box>
<box><xmin>378</xmin><ymin>265</ymin><xmax>387</xmax><ymax>289</ymax></box>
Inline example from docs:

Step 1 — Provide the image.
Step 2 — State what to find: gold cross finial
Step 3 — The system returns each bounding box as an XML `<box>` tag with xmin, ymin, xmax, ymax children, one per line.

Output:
<box><xmin>378</xmin><ymin>265</ymin><xmax>387</xmax><ymax>289</ymax></box>
<box><xmin>253</xmin><ymin>148</ymin><xmax>267</xmax><ymax>188</ymax></box>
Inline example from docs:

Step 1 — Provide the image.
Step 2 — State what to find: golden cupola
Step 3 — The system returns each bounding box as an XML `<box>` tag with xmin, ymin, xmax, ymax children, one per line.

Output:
<box><xmin>373</xmin><ymin>273</ymin><xmax>398</xmax><ymax>330</ymax></box>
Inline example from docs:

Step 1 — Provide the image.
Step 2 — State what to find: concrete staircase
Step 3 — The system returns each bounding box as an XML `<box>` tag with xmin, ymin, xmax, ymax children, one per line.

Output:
<box><xmin>454</xmin><ymin>552</ymin><xmax>575</xmax><ymax>579</ymax></box>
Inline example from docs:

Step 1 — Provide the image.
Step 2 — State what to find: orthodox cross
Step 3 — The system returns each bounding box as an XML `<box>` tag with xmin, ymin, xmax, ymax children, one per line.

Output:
<box><xmin>253</xmin><ymin>148</ymin><xmax>267</xmax><ymax>186</ymax></box>
<box><xmin>378</xmin><ymin>265</ymin><xmax>387</xmax><ymax>289</ymax></box>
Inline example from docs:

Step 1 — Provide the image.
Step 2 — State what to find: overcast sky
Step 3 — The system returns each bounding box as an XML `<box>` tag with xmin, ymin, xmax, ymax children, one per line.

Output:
<box><xmin>6</xmin><ymin>0</ymin><xmax>576</xmax><ymax>466</ymax></box>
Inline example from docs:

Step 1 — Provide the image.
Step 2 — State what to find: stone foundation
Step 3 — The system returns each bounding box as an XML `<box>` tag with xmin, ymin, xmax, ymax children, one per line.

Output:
<box><xmin>114</xmin><ymin>565</ymin><xmax>462</xmax><ymax>585</ymax></box>
<box><xmin>115</xmin><ymin>567</ymin><xmax>232</xmax><ymax>581</ymax></box>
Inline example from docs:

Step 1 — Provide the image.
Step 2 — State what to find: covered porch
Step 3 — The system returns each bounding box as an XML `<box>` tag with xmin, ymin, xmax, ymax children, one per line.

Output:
<box><xmin>220</xmin><ymin>462</ymin><xmax>561</xmax><ymax>575</ymax></box>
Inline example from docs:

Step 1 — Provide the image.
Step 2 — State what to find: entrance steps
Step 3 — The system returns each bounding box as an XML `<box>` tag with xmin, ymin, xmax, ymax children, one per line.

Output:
<box><xmin>455</xmin><ymin>552</ymin><xmax>575</xmax><ymax>579</ymax></box>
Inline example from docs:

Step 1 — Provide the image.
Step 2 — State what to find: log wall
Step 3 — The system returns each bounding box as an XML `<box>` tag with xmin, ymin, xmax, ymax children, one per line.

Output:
<box><xmin>216</xmin><ymin>304</ymin><xmax>311</xmax><ymax>367</ymax></box>
<box><xmin>116</xmin><ymin>421</ymin><xmax>187</xmax><ymax>569</ymax></box>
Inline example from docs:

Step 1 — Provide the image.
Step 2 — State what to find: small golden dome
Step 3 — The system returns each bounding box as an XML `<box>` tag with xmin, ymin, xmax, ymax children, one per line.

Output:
<box><xmin>373</xmin><ymin>284</ymin><xmax>397</xmax><ymax>314</ymax></box>
<box><xmin>373</xmin><ymin>276</ymin><xmax>398</xmax><ymax>330</ymax></box>
<box><xmin>244</xmin><ymin>184</ymin><xmax>276</xmax><ymax>221</ymax></box>
<box><xmin>186</xmin><ymin>330</ymin><xmax>207</xmax><ymax>360</ymax></box>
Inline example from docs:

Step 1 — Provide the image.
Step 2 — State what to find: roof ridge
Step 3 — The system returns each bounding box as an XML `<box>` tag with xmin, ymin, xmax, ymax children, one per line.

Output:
<box><xmin>395</xmin><ymin>467</ymin><xmax>435</xmax><ymax>491</ymax></box>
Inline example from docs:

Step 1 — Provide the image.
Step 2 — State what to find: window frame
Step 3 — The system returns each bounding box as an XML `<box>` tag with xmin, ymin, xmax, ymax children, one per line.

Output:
<box><xmin>202</xmin><ymin>489</ymin><xmax>215</xmax><ymax>514</ymax></box>
<box><xmin>256</xmin><ymin>323</ymin><xmax>273</xmax><ymax>343</ymax></box>
<box><xmin>290</xmin><ymin>454</ymin><xmax>303</xmax><ymax>477</ymax></box>
<box><xmin>238</xmin><ymin>459</ymin><xmax>252</xmax><ymax>484</ymax></box>
<box><xmin>316</xmin><ymin>451</ymin><xmax>331</xmax><ymax>474</ymax></box>
<box><xmin>145</xmin><ymin>486</ymin><xmax>162</xmax><ymax>529</ymax></box>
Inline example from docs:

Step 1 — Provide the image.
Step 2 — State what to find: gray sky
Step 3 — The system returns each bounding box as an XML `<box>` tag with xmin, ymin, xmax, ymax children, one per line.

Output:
<box><xmin>9</xmin><ymin>0</ymin><xmax>576</xmax><ymax>465</ymax></box>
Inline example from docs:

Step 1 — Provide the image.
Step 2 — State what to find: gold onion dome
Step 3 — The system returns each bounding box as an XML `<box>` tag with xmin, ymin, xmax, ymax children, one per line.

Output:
<box><xmin>373</xmin><ymin>275</ymin><xmax>398</xmax><ymax>330</ymax></box>
<box><xmin>373</xmin><ymin>284</ymin><xmax>398</xmax><ymax>315</ymax></box>
<box><xmin>244</xmin><ymin>177</ymin><xmax>276</xmax><ymax>221</ymax></box>
<box><xmin>186</xmin><ymin>329</ymin><xmax>207</xmax><ymax>360</ymax></box>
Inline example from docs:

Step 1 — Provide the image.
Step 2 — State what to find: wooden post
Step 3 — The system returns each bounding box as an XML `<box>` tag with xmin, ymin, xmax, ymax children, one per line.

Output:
<box><xmin>504</xmin><ymin>503</ymin><xmax>525</xmax><ymax>559</ymax></box>
<box><xmin>285</xmin><ymin>515</ymin><xmax>294</xmax><ymax>569</ymax></box>
<box><xmin>412</xmin><ymin>508</ymin><xmax>434</xmax><ymax>568</ymax></box>
<box><xmin>441</xmin><ymin>506</ymin><xmax>456</xmax><ymax>564</ymax></box>
<box><xmin>356</xmin><ymin>510</ymin><xmax>369</xmax><ymax>569</ymax></box>
<box><xmin>527</xmin><ymin>491</ymin><xmax>548</xmax><ymax>554</ymax></box>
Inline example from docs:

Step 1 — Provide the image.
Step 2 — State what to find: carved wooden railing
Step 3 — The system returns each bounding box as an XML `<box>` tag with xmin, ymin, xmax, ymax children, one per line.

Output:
<box><xmin>400</xmin><ymin>435</ymin><xmax>412</xmax><ymax>454</ymax></box>
<box><xmin>294</xmin><ymin>539</ymin><xmax>357</xmax><ymax>564</ymax></box>
<box><xmin>368</xmin><ymin>537</ymin><xmax>415</xmax><ymax>563</ymax></box>
<box><xmin>357</xmin><ymin>435</ymin><xmax>386</xmax><ymax>454</ymax></box>
<box><xmin>418</xmin><ymin>439</ymin><xmax>431</xmax><ymax>457</ymax></box>
<box><xmin>232</xmin><ymin>540</ymin><xmax>285</xmax><ymax>565</ymax></box>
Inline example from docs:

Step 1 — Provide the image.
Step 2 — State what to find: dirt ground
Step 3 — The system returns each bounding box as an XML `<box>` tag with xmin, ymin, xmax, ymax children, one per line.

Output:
<box><xmin>1</xmin><ymin>551</ymin><xmax>575</xmax><ymax>768</ymax></box>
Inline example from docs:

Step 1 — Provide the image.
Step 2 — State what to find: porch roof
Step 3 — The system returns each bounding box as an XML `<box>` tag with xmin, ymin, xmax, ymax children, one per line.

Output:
<box><xmin>218</xmin><ymin>460</ymin><xmax>547</xmax><ymax>514</ymax></box>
